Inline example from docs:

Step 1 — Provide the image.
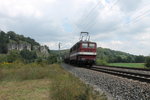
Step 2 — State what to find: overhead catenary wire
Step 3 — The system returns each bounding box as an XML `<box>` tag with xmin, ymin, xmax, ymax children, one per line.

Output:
<box><xmin>111</xmin><ymin>7</ymin><xmax>150</xmax><ymax>33</ymax></box>
<box><xmin>86</xmin><ymin>0</ymin><xmax>150</xmax><ymax>32</ymax></box>
<box><xmin>118</xmin><ymin>8</ymin><xmax>150</xmax><ymax>28</ymax></box>
<box><xmin>81</xmin><ymin>1</ymin><xmax>102</xmax><ymax>30</ymax></box>
<box><xmin>71</xmin><ymin>0</ymin><xmax>103</xmax><ymax>35</ymax></box>
<box><xmin>70</xmin><ymin>0</ymin><xmax>116</xmax><ymax>35</ymax></box>
<box><xmin>70</xmin><ymin>0</ymin><xmax>150</xmax><ymax>41</ymax></box>
<box><xmin>128</xmin><ymin>9</ymin><xmax>150</xmax><ymax>24</ymax></box>
<box><xmin>85</xmin><ymin>0</ymin><xmax>120</xmax><ymax>32</ymax></box>
<box><xmin>69</xmin><ymin>0</ymin><xmax>120</xmax><ymax>42</ymax></box>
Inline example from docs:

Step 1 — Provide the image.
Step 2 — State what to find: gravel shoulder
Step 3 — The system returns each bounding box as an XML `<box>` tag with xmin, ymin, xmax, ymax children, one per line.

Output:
<box><xmin>61</xmin><ymin>63</ymin><xmax>150</xmax><ymax>100</ymax></box>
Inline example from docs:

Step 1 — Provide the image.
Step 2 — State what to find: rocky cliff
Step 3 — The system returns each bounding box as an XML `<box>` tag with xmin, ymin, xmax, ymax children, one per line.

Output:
<box><xmin>0</xmin><ymin>30</ymin><xmax>50</xmax><ymax>56</ymax></box>
<box><xmin>7</xmin><ymin>42</ymin><xmax>49</xmax><ymax>56</ymax></box>
<box><xmin>8</xmin><ymin>42</ymin><xmax>31</xmax><ymax>51</ymax></box>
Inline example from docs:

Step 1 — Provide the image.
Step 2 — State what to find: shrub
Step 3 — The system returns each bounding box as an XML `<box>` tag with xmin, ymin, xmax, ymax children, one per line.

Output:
<box><xmin>20</xmin><ymin>50</ymin><xmax>37</xmax><ymax>63</ymax></box>
<box><xmin>145</xmin><ymin>56</ymin><xmax>150</xmax><ymax>67</ymax></box>
<box><xmin>7</xmin><ymin>50</ymin><xmax>20</xmax><ymax>63</ymax></box>
<box><xmin>36</xmin><ymin>57</ymin><xmax>43</xmax><ymax>64</ymax></box>
<box><xmin>96</xmin><ymin>59</ymin><xmax>108</xmax><ymax>66</ymax></box>
<box><xmin>47</xmin><ymin>54</ymin><xmax>57</xmax><ymax>64</ymax></box>
<box><xmin>0</xmin><ymin>54</ymin><xmax>7</xmax><ymax>63</ymax></box>
<box><xmin>0</xmin><ymin>31</ymin><xmax>9</xmax><ymax>54</ymax></box>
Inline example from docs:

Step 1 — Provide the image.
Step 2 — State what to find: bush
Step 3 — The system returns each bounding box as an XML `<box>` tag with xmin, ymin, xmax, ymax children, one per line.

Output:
<box><xmin>145</xmin><ymin>56</ymin><xmax>150</xmax><ymax>67</ymax></box>
<box><xmin>36</xmin><ymin>57</ymin><xmax>43</xmax><ymax>64</ymax></box>
<box><xmin>20</xmin><ymin>50</ymin><xmax>37</xmax><ymax>63</ymax></box>
<box><xmin>96</xmin><ymin>59</ymin><xmax>108</xmax><ymax>66</ymax></box>
<box><xmin>0</xmin><ymin>31</ymin><xmax>9</xmax><ymax>54</ymax></box>
<box><xmin>7</xmin><ymin>50</ymin><xmax>21</xmax><ymax>63</ymax></box>
<box><xmin>0</xmin><ymin>55</ymin><xmax>7</xmax><ymax>63</ymax></box>
<box><xmin>47</xmin><ymin>54</ymin><xmax>57</xmax><ymax>64</ymax></box>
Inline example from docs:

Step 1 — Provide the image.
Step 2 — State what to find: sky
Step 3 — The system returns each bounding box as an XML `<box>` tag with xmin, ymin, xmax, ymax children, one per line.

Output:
<box><xmin>0</xmin><ymin>0</ymin><xmax>150</xmax><ymax>56</ymax></box>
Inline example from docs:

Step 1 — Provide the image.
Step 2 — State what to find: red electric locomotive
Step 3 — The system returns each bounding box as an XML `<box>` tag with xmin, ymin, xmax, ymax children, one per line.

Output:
<box><xmin>66</xmin><ymin>32</ymin><xmax>97</xmax><ymax>68</ymax></box>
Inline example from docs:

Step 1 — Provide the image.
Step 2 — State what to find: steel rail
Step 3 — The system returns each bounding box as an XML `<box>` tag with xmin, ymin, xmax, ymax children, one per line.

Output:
<box><xmin>94</xmin><ymin>65</ymin><xmax>150</xmax><ymax>71</ymax></box>
<box><xmin>91</xmin><ymin>66</ymin><xmax>150</xmax><ymax>83</ymax></box>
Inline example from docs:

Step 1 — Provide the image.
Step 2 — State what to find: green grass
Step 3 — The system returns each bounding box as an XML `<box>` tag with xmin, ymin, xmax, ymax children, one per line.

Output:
<box><xmin>108</xmin><ymin>63</ymin><xmax>146</xmax><ymax>68</ymax></box>
<box><xmin>0</xmin><ymin>63</ymin><xmax>107</xmax><ymax>100</ymax></box>
<box><xmin>0</xmin><ymin>79</ymin><xmax>50</xmax><ymax>100</ymax></box>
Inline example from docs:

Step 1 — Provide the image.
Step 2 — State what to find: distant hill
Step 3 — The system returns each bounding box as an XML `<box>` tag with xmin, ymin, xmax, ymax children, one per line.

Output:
<box><xmin>51</xmin><ymin>49</ymin><xmax>70</xmax><ymax>58</ymax></box>
<box><xmin>56</xmin><ymin>47</ymin><xmax>145</xmax><ymax>63</ymax></box>
<box><xmin>96</xmin><ymin>47</ymin><xmax>145</xmax><ymax>63</ymax></box>
<box><xmin>0</xmin><ymin>30</ymin><xmax>49</xmax><ymax>56</ymax></box>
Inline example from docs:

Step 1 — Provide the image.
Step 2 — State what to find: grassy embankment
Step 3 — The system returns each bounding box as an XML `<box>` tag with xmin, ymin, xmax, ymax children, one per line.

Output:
<box><xmin>108</xmin><ymin>63</ymin><xmax>146</xmax><ymax>68</ymax></box>
<box><xmin>0</xmin><ymin>62</ymin><xmax>107</xmax><ymax>100</ymax></box>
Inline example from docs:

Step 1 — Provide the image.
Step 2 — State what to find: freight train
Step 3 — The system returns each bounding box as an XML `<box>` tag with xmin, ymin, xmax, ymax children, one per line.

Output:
<box><xmin>64</xmin><ymin>32</ymin><xmax>97</xmax><ymax>68</ymax></box>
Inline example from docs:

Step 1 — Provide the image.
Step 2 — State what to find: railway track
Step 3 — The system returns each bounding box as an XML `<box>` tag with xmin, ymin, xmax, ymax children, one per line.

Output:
<box><xmin>62</xmin><ymin>63</ymin><xmax>150</xmax><ymax>100</ymax></box>
<box><xmin>98</xmin><ymin>65</ymin><xmax>150</xmax><ymax>71</ymax></box>
<box><xmin>91</xmin><ymin>65</ymin><xmax>150</xmax><ymax>83</ymax></box>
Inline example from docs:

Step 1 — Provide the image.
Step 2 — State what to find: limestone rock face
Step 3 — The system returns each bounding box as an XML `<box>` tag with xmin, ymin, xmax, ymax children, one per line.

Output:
<box><xmin>39</xmin><ymin>46</ymin><xmax>49</xmax><ymax>55</ymax></box>
<box><xmin>33</xmin><ymin>45</ymin><xmax>49</xmax><ymax>54</ymax></box>
<box><xmin>7</xmin><ymin>43</ymin><xmax>49</xmax><ymax>56</ymax></box>
<box><xmin>7</xmin><ymin>43</ymin><xmax>31</xmax><ymax>51</ymax></box>
<box><xmin>33</xmin><ymin>45</ymin><xmax>40</xmax><ymax>51</ymax></box>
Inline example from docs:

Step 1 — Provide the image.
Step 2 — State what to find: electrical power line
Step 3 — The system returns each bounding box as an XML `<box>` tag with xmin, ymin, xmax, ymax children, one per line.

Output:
<box><xmin>70</xmin><ymin>0</ymin><xmax>150</xmax><ymax>41</ymax></box>
<box><xmin>129</xmin><ymin>9</ymin><xmax>150</xmax><ymax>24</ymax></box>
<box><xmin>86</xmin><ymin>0</ymin><xmax>150</xmax><ymax>32</ymax></box>
<box><xmin>71</xmin><ymin>0</ymin><xmax>103</xmax><ymax>35</ymax></box>
<box><xmin>112</xmin><ymin>8</ymin><xmax>150</xmax><ymax>33</ymax></box>
<box><xmin>85</xmin><ymin>0</ymin><xmax>120</xmax><ymax>32</ymax></box>
<box><xmin>81</xmin><ymin>1</ymin><xmax>102</xmax><ymax>30</ymax></box>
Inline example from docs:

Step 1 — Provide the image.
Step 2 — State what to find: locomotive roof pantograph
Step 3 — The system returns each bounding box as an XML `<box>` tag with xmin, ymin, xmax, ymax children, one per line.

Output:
<box><xmin>79</xmin><ymin>32</ymin><xmax>90</xmax><ymax>41</ymax></box>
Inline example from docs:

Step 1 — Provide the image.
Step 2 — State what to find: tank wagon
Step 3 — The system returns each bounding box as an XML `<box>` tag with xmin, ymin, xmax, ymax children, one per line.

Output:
<box><xmin>64</xmin><ymin>32</ymin><xmax>97</xmax><ymax>68</ymax></box>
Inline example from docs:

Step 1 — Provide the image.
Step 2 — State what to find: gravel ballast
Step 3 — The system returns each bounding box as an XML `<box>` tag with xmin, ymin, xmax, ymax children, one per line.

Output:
<box><xmin>61</xmin><ymin>63</ymin><xmax>150</xmax><ymax>100</ymax></box>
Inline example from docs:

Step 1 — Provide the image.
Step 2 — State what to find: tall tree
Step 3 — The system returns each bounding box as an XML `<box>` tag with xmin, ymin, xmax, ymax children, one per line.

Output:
<box><xmin>0</xmin><ymin>31</ymin><xmax>9</xmax><ymax>53</ymax></box>
<box><xmin>145</xmin><ymin>56</ymin><xmax>150</xmax><ymax>67</ymax></box>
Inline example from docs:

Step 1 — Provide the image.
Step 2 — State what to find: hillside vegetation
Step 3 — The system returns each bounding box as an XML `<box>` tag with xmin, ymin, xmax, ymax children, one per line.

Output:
<box><xmin>0</xmin><ymin>30</ymin><xmax>57</xmax><ymax>64</ymax></box>
<box><xmin>0</xmin><ymin>31</ymin><xmax>40</xmax><ymax>54</ymax></box>
<box><xmin>96</xmin><ymin>47</ymin><xmax>145</xmax><ymax>63</ymax></box>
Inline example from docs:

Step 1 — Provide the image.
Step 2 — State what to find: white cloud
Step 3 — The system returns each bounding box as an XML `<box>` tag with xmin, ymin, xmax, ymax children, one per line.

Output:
<box><xmin>118</xmin><ymin>0</ymin><xmax>142</xmax><ymax>12</ymax></box>
<box><xmin>0</xmin><ymin>0</ymin><xmax>150</xmax><ymax>55</ymax></box>
<box><xmin>111</xmin><ymin>40</ymin><xmax>123</xmax><ymax>45</ymax></box>
<box><xmin>0</xmin><ymin>0</ymin><xmax>45</xmax><ymax>18</ymax></box>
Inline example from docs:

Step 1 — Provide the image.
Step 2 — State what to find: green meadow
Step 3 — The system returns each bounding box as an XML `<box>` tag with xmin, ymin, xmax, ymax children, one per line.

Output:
<box><xmin>108</xmin><ymin>63</ymin><xmax>146</xmax><ymax>68</ymax></box>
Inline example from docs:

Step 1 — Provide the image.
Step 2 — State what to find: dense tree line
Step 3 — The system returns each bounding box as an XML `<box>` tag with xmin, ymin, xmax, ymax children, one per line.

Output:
<box><xmin>145</xmin><ymin>56</ymin><xmax>150</xmax><ymax>67</ymax></box>
<box><xmin>96</xmin><ymin>47</ymin><xmax>146</xmax><ymax>63</ymax></box>
<box><xmin>7</xmin><ymin>31</ymin><xmax>40</xmax><ymax>46</ymax></box>
<box><xmin>0</xmin><ymin>50</ymin><xmax>57</xmax><ymax>64</ymax></box>
<box><xmin>0</xmin><ymin>31</ymin><xmax>9</xmax><ymax>53</ymax></box>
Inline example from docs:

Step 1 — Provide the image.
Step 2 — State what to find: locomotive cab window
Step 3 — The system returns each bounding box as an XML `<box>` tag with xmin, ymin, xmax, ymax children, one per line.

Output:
<box><xmin>89</xmin><ymin>43</ymin><xmax>95</xmax><ymax>48</ymax></box>
<box><xmin>82</xmin><ymin>43</ymin><xmax>88</xmax><ymax>48</ymax></box>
